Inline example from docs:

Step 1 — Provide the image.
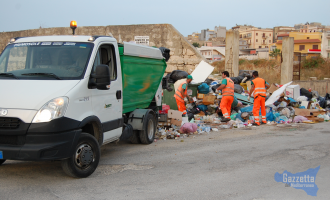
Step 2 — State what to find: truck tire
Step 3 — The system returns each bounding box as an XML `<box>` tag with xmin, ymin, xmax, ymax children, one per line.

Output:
<box><xmin>61</xmin><ymin>133</ymin><xmax>100</xmax><ymax>178</ymax></box>
<box><xmin>139</xmin><ymin>113</ymin><xmax>156</xmax><ymax>144</ymax></box>
<box><xmin>0</xmin><ymin>159</ymin><xmax>6</xmax><ymax>165</ymax></box>
<box><xmin>129</xmin><ymin>130</ymin><xmax>141</xmax><ymax>144</ymax></box>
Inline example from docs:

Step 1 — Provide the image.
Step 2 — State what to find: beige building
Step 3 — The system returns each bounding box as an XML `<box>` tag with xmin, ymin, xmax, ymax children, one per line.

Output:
<box><xmin>239</xmin><ymin>27</ymin><xmax>273</xmax><ymax>49</ymax></box>
<box><xmin>273</xmin><ymin>26</ymin><xmax>296</xmax><ymax>42</ymax></box>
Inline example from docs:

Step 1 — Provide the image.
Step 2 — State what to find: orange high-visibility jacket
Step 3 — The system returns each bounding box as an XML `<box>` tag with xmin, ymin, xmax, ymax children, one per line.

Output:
<box><xmin>222</xmin><ymin>77</ymin><xmax>234</xmax><ymax>97</ymax></box>
<box><xmin>174</xmin><ymin>81</ymin><xmax>188</xmax><ymax>102</ymax></box>
<box><xmin>252</xmin><ymin>77</ymin><xmax>267</xmax><ymax>98</ymax></box>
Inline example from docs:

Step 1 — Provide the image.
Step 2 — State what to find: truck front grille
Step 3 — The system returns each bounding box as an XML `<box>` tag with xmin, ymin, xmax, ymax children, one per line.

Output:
<box><xmin>0</xmin><ymin>135</ymin><xmax>25</xmax><ymax>145</ymax></box>
<box><xmin>0</xmin><ymin>117</ymin><xmax>21</xmax><ymax>129</ymax></box>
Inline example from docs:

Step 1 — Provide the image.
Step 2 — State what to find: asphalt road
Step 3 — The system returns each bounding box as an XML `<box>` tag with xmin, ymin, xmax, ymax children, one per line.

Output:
<box><xmin>0</xmin><ymin>122</ymin><xmax>329</xmax><ymax>200</ymax></box>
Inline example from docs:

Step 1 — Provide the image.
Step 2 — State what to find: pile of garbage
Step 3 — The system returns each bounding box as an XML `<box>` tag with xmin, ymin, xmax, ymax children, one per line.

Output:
<box><xmin>156</xmin><ymin>68</ymin><xmax>330</xmax><ymax>141</ymax></box>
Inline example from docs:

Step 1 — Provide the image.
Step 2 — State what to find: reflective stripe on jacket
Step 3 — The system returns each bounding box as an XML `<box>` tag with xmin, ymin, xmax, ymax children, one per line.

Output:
<box><xmin>222</xmin><ymin>77</ymin><xmax>234</xmax><ymax>97</ymax></box>
<box><xmin>252</xmin><ymin>77</ymin><xmax>267</xmax><ymax>98</ymax></box>
<box><xmin>174</xmin><ymin>81</ymin><xmax>188</xmax><ymax>102</ymax></box>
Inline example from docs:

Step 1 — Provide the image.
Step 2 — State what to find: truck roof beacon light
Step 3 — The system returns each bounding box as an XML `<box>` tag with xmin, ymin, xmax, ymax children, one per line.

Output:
<box><xmin>10</xmin><ymin>38</ymin><xmax>16</xmax><ymax>43</ymax></box>
<box><xmin>70</xmin><ymin>21</ymin><xmax>77</xmax><ymax>35</ymax></box>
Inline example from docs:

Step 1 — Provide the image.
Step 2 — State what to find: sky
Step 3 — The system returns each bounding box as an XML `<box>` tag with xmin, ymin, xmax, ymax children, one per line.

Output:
<box><xmin>1</xmin><ymin>0</ymin><xmax>329</xmax><ymax>36</ymax></box>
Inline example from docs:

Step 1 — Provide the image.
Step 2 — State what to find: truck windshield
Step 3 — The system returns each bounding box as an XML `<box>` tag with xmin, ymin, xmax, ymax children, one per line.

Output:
<box><xmin>0</xmin><ymin>42</ymin><xmax>94</xmax><ymax>80</ymax></box>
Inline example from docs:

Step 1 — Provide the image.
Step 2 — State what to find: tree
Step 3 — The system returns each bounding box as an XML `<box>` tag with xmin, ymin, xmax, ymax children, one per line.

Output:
<box><xmin>192</xmin><ymin>42</ymin><xmax>200</xmax><ymax>48</ymax></box>
<box><xmin>269</xmin><ymin>48</ymin><xmax>281</xmax><ymax>59</ymax></box>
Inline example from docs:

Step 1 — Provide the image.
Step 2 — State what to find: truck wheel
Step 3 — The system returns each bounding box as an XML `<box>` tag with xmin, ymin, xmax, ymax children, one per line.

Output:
<box><xmin>139</xmin><ymin>113</ymin><xmax>156</xmax><ymax>144</ymax></box>
<box><xmin>61</xmin><ymin>133</ymin><xmax>100</xmax><ymax>178</ymax></box>
<box><xmin>129</xmin><ymin>130</ymin><xmax>141</xmax><ymax>144</ymax></box>
<box><xmin>0</xmin><ymin>159</ymin><xmax>6</xmax><ymax>165</ymax></box>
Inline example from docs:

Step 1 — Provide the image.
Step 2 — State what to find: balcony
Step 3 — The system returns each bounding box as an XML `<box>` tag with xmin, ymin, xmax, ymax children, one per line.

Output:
<box><xmin>246</xmin><ymin>34</ymin><xmax>252</xmax><ymax>38</ymax></box>
<box><xmin>262</xmin><ymin>34</ymin><xmax>267</xmax><ymax>38</ymax></box>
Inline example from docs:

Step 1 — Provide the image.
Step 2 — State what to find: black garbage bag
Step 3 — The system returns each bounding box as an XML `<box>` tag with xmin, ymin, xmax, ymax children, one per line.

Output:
<box><xmin>212</xmin><ymin>84</ymin><xmax>221</xmax><ymax>92</ymax></box>
<box><xmin>234</xmin><ymin>84</ymin><xmax>244</xmax><ymax>94</ymax></box>
<box><xmin>230</xmin><ymin>77</ymin><xmax>240</xmax><ymax>84</ymax></box>
<box><xmin>170</xmin><ymin>70</ymin><xmax>189</xmax><ymax>82</ymax></box>
<box><xmin>159</xmin><ymin>47</ymin><xmax>170</xmax><ymax>62</ymax></box>
<box><xmin>300</xmin><ymin>88</ymin><xmax>312</xmax><ymax>100</ymax></box>
<box><xmin>204</xmin><ymin>79</ymin><xmax>213</xmax><ymax>85</ymax></box>
<box><xmin>319</xmin><ymin>96</ymin><xmax>326</xmax><ymax>108</ymax></box>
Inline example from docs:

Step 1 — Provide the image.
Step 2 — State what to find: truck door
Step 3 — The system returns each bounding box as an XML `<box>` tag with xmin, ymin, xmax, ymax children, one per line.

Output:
<box><xmin>90</xmin><ymin>43</ymin><xmax>123</xmax><ymax>144</ymax></box>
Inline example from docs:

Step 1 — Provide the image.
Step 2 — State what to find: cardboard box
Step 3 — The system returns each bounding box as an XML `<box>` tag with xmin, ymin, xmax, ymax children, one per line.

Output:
<box><xmin>306</xmin><ymin>116</ymin><xmax>324</xmax><ymax>123</ymax></box>
<box><xmin>197</xmin><ymin>93</ymin><xmax>205</xmax><ymax>99</ymax></box>
<box><xmin>285</xmin><ymin>85</ymin><xmax>300</xmax><ymax>99</ymax></box>
<box><xmin>310</xmin><ymin>110</ymin><xmax>326</xmax><ymax>117</ymax></box>
<box><xmin>268</xmin><ymin>84</ymin><xmax>279</xmax><ymax>94</ymax></box>
<box><xmin>170</xmin><ymin>118</ymin><xmax>182</xmax><ymax>126</ymax></box>
<box><xmin>294</xmin><ymin>108</ymin><xmax>311</xmax><ymax>116</ymax></box>
<box><xmin>168</xmin><ymin>109</ymin><xmax>182</xmax><ymax>120</ymax></box>
<box><xmin>202</xmin><ymin>95</ymin><xmax>216</xmax><ymax>105</ymax></box>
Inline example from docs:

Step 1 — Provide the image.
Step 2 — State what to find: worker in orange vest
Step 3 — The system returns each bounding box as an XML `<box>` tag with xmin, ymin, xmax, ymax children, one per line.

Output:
<box><xmin>174</xmin><ymin>75</ymin><xmax>193</xmax><ymax>115</ymax></box>
<box><xmin>216</xmin><ymin>71</ymin><xmax>234</xmax><ymax>122</ymax></box>
<box><xmin>248</xmin><ymin>71</ymin><xmax>270</xmax><ymax>126</ymax></box>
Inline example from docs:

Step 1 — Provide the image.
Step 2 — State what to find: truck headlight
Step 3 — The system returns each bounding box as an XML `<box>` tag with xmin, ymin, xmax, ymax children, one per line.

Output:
<box><xmin>32</xmin><ymin>97</ymin><xmax>69</xmax><ymax>123</ymax></box>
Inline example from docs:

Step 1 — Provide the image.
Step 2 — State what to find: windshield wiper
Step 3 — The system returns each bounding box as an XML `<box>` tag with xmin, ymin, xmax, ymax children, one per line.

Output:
<box><xmin>21</xmin><ymin>73</ymin><xmax>62</xmax><ymax>80</ymax></box>
<box><xmin>0</xmin><ymin>73</ymin><xmax>19</xmax><ymax>79</ymax></box>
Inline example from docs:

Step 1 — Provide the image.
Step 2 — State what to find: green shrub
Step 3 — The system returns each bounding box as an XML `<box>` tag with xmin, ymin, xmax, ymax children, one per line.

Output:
<box><xmin>302</xmin><ymin>56</ymin><xmax>325</xmax><ymax>69</ymax></box>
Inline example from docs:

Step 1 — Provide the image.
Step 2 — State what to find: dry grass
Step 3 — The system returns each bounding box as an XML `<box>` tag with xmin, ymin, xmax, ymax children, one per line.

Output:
<box><xmin>211</xmin><ymin>57</ymin><xmax>330</xmax><ymax>84</ymax></box>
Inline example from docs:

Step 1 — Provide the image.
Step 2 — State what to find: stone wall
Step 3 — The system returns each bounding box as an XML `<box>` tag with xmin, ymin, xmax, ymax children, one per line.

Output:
<box><xmin>0</xmin><ymin>24</ymin><xmax>205</xmax><ymax>73</ymax></box>
<box><xmin>292</xmin><ymin>80</ymin><xmax>330</xmax><ymax>96</ymax></box>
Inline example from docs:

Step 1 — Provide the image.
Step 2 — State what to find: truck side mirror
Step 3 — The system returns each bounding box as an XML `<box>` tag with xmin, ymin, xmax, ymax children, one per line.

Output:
<box><xmin>89</xmin><ymin>64</ymin><xmax>111</xmax><ymax>90</ymax></box>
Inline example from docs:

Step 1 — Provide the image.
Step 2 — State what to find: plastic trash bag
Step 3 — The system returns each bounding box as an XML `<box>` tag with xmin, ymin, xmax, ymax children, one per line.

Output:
<box><xmin>296</xmin><ymin>96</ymin><xmax>308</xmax><ymax>102</ymax></box>
<box><xmin>234</xmin><ymin>84</ymin><xmax>244</xmax><ymax>94</ymax></box>
<box><xmin>293</xmin><ymin>116</ymin><xmax>308</xmax><ymax>123</ymax></box>
<box><xmin>300</xmin><ymin>88</ymin><xmax>312</xmax><ymax>100</ymax></box>
<box><xmin>170</xmin><ymin>70</ymin><xmax>189</xmax><ymax>82</ymax></box>
<box><xmin>198</xmin><ymin>83</ymin><xmax>210</xmax><ymax>94</ymax></box>
<box><xmin>180</xmin><ymin>123</ymin><xmax>198</xmax><ymax>133</ymax></box>
<box><xmin>197</xmin><ymin>105</ymin><xmax>208</xmax><ymax>112</ymax></box>
<box><xmin>212</xmin><ymin>84</ymin><xmax>221</xmax><ymax>92</ymax></box>
<box><xmin>240</xmin><ymin>106</ymin><xmax>253</xmax><ymax>113</ymax></box>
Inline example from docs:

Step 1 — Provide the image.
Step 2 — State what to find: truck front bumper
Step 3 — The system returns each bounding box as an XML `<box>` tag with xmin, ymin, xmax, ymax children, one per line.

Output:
<box><xmin>0</xmin><ymin>130</ymin><xmax>81</xmax><ymax>161</ymax></box>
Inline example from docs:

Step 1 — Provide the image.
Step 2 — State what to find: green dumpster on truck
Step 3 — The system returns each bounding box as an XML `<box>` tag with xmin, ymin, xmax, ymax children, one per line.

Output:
<box><xmin>118</xmin><ymin>44</ymin><xmax>167</xmax><ymax>113</ymax></box>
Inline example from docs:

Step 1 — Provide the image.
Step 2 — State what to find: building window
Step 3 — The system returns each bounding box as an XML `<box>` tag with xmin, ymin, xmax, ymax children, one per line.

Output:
<box><xmin>328</xmin><ymin>52</ymin><xmax>330</xmax><ymax>58</ymax></box>
<box><xmin>265</xmin><ymin>46</ymin><xmax>268</xmax><ymax>48</ymax></box>
<box><xmin>307</xmin><ymin>37</ymin><xmax>310</xmax><ymax>39</ymax></box>
<box><xmin>269</xmin><ymin>40</ymin><xmax>271</xmax><ymax>43</ymax></box>
<box><xmin>313</xmin><ymin>45</ymin><xmax>318</xmax><ymax>49</ymax></box>
<box><xmin>269</xmin><ymin>34</ymin><xmax>271</xmax><ymax>36</ymax></box>
<box><xmin>299</xmin><ymin>45</ymin><xmax>305</xmax><ymax>51</ymax></box>
<box><xmin>256</xmin><ymin>39</ymin><xmax>258</xmax><ymax>42</ymax></box>
<box><xmin>259</xmin><ymin>46</ymin><xmax>262</xmax><ymax>48</ymax></box>
<box><xmin>256</xmin><ymin>33</ymin><xmax>258</xmax><ymax>36</ymax></box>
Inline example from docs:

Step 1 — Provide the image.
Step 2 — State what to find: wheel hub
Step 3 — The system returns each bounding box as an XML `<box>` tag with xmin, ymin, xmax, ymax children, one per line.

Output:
<box><xmin>75</xmin><ymin>144</ymin><xmax>94</xmax><ymax>168</ymax></box>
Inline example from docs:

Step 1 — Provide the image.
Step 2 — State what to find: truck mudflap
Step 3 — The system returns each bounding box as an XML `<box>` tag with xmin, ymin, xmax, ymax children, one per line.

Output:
<box><xmin>0</xmin><ymin>130</ymin><xmax>81</xmax><ymax>161</ymax></box>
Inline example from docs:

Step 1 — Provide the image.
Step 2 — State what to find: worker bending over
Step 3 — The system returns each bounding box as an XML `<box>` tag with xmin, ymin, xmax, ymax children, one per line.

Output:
<box><xmin>174</xmin><ymin>75</ymin><xmax>193</xmax><ymax>115</ymax></box>
<box><xmin>248</xmin><ymin>71</ymin><xmax>270</xmax><ymax>125</ymax></box>
<box><xmin>216</xmin><ymin>71</ymin><xmax>234</xmax><ymax>122</ymax></box>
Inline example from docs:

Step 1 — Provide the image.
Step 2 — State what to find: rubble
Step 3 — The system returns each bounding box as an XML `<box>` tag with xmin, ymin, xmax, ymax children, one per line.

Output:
<box><xmin>157</xmin><ymin>69</ymin><xmax>330</xmax><ymax>141</ymax></box>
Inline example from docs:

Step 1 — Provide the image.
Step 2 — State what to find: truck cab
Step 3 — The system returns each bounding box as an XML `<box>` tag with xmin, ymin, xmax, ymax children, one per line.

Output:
<box><xmin>0</xmin><ymin>35</ymin><xmax>167</xmax><ymax>177</ymax></box>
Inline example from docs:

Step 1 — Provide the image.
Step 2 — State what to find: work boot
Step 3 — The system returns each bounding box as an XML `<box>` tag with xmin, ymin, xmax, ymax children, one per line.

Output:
<box><xmin>252</xmin><ymin>122</ymin><xmax>260</xmax><ymax>126</ymax></box>
<box><xmin>221</xmin><ymin>117</ymin><xmax>230</xmax><ymax>122</ymax></box>
<box><xmin>261</xmin><ymin>121</ymin><xmax>267</xmax><ymax>125</ymax></box>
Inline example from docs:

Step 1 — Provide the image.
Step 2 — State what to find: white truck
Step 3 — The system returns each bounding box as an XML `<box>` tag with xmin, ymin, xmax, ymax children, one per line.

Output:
<box><xmin>0</xmin><ymin>31</ymin><xmax>169</xmax><ymax>177</ymax></box>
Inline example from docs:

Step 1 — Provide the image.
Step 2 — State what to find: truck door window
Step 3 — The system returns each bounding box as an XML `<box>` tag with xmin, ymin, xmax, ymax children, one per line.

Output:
<box><xmin>92</xmin><ymin>44</ymin><xmax>117</xmax><ymax>80</ymax></box>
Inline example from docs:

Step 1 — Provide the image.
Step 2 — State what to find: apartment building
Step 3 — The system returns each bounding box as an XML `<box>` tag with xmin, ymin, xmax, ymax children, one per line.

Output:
<box><xmin>273</xmin><ymin>26</ymin><xmax>296</xmax><ymax>42</ymax></box>
<box><xmin>275</xmin><ymin>32</ymin><xmax>322</xmax><ymax>59</ymax></box>
<box><xmin>321</xmin><ymin>30</ymin><xmax>330</xmax><ymax>58</ymax></box>
<box><xmin>197</xmin><ymin>46</ymin><xmax>225</xmax><ymax>62</ymax></box>
<box><xmin>239</xmin><ymin>28</ymin><xmax>273</xmax><ymax>49</ymax></box>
